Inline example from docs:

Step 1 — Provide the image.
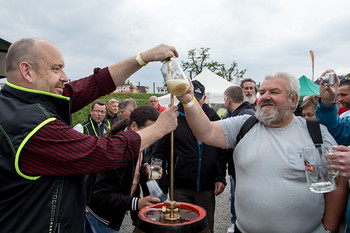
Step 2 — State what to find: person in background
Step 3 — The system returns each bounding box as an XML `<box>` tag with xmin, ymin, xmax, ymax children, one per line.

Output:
<box><xmin>337</xmin><ymin>80</ymin><xmax>350</xmax><ymax>118</ymax></box>
<box><xmin>223</xmin><ymin>85</ymin><xmax>255</xmax><ymax>233</ymax></box>
<box><xmin>149</xmin><ymin>95</ymin><xmax>166</xmax><ymax>112</ymax></box>
<box><xmin>177</xmin><ymin>71</ymin><xmax>347</xmax><ymax>233</ymax></box>
<box><xmin>300</xmin><ymin>95</ymin><xmax>319</xmax><ymax>121</ymax></box>
<box><xmin>106</xmin><ymin>98</ymin><xmax>121</xmax><ymax>125</ymax></box>
<box><xmin>240</xmin><ymin>78</ymin><xmax>258</xmax><ymax>110</ymax></box>
<box><xmin>73</xmin><ymin>100</ymin><xmax>110</xmax><ymax>136</ymax></box>
<box><xmin>0</xmin><ymin>37</ymin><xmax>179</xmax><ymax>233</ymax></box>
<box><xmin>119</xmin><ymin>98</ymin><xmax>137</xmax><ymax>119</ymax></box>
<box><xmin>86</xmin><ymin>106</ymin><xmax>161</xmax><ymax>233</ymax></box>
<box><xmin>315</xmin><ymin>69</ymin><xmax>350</xmax><ymax>232</ymax></box>
<box><xmin>152</xmin><ymin>80</ymin><xmax>227</xmax><ymax>233</ymax></box>
<box><xmin>72</xmin><ymin>100</ymin><xmax>111</xmax><ymax>233</ymax></box>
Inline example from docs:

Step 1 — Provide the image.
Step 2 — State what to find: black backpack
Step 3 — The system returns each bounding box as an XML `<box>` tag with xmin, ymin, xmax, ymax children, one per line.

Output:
<box><xmin>235</xmin><ymin>116</ymin><xmax>322</xmax><ymax>146</ymax></box>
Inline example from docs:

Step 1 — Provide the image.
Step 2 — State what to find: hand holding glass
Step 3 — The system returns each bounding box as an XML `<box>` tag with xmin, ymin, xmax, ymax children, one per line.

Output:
<box><xmin>149</xmin><ymin>158</ymin><xmax>162</xmax><ymax>181</ymax></box>
<box><xmin>161</xmin><ymin>58</ymin><xmax>189</xmax><ymax>96</ymax></box>
<box><xmin>325</xmin><ymin>146</ymin><xmax>340</xmax><ymax>177</ymax></box>
<box><xmin>302</xmin><ymin>144</ymin><xmax>336</xmax><ymax>193</ymax></box>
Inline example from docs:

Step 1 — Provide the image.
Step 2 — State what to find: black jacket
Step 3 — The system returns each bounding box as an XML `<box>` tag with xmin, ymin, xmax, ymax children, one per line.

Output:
<box><xmin>79</xmin><ymin>116</ymin><xmax>110</xmax><ymax>137</ymax></box>
<box><xmin>225</xmin><ymin>101</ymin><xmax>255</xmax><ymax>176</ymax></box>
<box><xmin>87</xmin><ymin>145</ymin><xmax>155</xmax><ymax>230</ymax></box>
<box><xmin>153</xmin><ymin>103</ymin><xmax>227</xmax><ymax>191</ymax></box>
<box><xmin>0</xmin><ymin>83</ymin><xmax>85</xmax><ymax>233</ymax></box>
<box><xmin>87</xmin><ymin>157</ymin><xmax>138</xmax><ymax>230</ymax></box>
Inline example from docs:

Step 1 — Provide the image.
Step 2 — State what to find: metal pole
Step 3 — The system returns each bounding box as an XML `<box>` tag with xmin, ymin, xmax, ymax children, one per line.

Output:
<box><xmin>168</xmin><ymin>58</ymin><xmax>174</xmax><ymax>202</ymax></box>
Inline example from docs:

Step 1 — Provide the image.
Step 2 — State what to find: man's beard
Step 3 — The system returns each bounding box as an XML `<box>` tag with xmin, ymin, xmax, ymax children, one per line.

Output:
<box><xmin>255</xmin><ymin>99</ymin><xmax>292</xmax><ymax>127</ymax></box>
<box><xmin>244</xmin><ymin>95</ymin><xmax>256</xmax><ymax>105</ymax></box>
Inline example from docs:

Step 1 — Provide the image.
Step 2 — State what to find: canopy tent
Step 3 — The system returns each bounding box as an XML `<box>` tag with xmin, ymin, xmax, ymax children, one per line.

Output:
<box><xmin>299</xmin><ymin>75</ymin><xmax>319</xmax><ymax>99</ymax></box>
<box><xmin>158</xmin><ymin>68</ymin><xmax>237</xmax><ymax>109</ymax></box>
<box><xmin>0</xmin><ymin>38</ymin><xmax>11</xmax><ymax>79</ymax></box>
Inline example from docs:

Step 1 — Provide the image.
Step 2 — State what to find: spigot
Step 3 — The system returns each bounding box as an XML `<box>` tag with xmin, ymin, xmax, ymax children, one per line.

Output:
<box><xmin>162</xmin><ymin>200</ymin><xmax>180</xmax><ymax>221</ymax></box>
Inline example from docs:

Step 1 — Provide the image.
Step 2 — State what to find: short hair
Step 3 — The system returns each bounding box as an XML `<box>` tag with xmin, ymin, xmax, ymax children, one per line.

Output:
<box><xmin>300</xmin><ymin>95</ymin><xmax>319</xmax><ymax>111</ymax></box>
<box><xmin>149</xmin><ymin>96</ymin><xmax>159</xmax><ymax>102</ymax></box>
<box><xmin>108</xmin><ymin>99</ymin><xmax>119</xmax><ymax>104</ymax></box>
<box><xmin>119</xmin><ymin>98</ymin><xmax>137</xmax><ymax>110</ymax></box>
<box><xmin>224</xmin><ymin>85</ymin><xmax>244</xmax><ymax>103</ymax></box>
<box><xmin>264</xmin><ymin>72</ymin><xmax>300</xmax><ymax>99</ymax></box>
<box><xmin>339</xmin><ymin>80</ymin><xmax>350</xmax><ymax>89</ymax></box>
<box><xmin>109</xmin><ymin>105</ymin><xmax>159</xmax><ymax>135</ymax></box>
<box><xmin>240</xmin><ymin>78</ymin><xmax>258</xmax><ymax>93</ymax></box>
<box><xmin>5</xmin><ymin>38</ymin><xmax>42</xmax><ymax>74</ymax></box>
<box><xmin>91</xmin><ymin>100</ymin><xmax>106</xmax><ymax>110</ymax></box>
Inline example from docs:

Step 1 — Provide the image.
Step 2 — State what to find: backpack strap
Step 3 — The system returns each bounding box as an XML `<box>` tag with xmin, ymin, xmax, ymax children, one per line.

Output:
<box><xmin>235</xmin><ymin>117</ymin><xmax>322</xmax><ymax>148</ymax></box>
<box><xmin>306</xmin><ymin>119</ymin><xmax>323</xmax><ymax>147</ymax></box>
<box><xmin>235</xmin><ymin>115</ymin><xmax>259</xmax><ymax>146</ymax></box>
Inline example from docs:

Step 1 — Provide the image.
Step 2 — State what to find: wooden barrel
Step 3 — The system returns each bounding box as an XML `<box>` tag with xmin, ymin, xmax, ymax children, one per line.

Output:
<box><xmin>136</xmin><ymin>202</ymin><xmax>210</xmax><ymax>233</ymax></box>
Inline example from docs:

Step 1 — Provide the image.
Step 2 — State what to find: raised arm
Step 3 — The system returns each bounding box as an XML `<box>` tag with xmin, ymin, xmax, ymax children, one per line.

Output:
<box><xmin>137</xmin><ymin>106</ymin><xmax>179</xmax><ymax>151</ymax></box>
<box><xmin>176</xmin><ymin>84</ymin><xmax>227</xmax><ymax>148</ymax></box>
<box><xmin>108</xmin><ymin>44</ymin><xmax>178</xmax><ymax>87</ymax></box>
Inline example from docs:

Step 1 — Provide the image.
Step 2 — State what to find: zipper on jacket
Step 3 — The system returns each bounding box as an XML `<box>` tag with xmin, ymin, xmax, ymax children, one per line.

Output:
<box><xmin>50</xmin><ymin>177</ymin><xmax>64</xmax><ymax>233</ymax></box>
<box><xmin>196</xmin><ymin>139</ymin><xmax>203</xmax><ymax>191</ymax></box>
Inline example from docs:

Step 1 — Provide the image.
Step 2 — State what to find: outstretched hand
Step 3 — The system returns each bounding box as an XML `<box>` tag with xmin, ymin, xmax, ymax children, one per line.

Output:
<box><xmin>141</xmin><ymin>44</ymin><xmax>179</xmax><ymax>63</ymax></box>
<box><xmin>155</xmin><ymin>106</ymin><xmax>179</xmax><ymax>135</ymax></box>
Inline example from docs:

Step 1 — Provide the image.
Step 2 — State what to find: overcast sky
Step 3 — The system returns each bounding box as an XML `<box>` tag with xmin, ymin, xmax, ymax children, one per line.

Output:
<box><xmin>2</xmin><ymin>0</ymin><xmax>350</xmax><ymax>92</ymax></box>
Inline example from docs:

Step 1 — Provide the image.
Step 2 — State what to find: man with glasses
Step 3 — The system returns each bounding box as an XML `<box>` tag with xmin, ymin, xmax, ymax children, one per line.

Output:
<box><xmin>73</xmin><ymin>100</ymin><xmax>111</xmax><ymax>232</ymax></box>
<box><xmin>74</xmin><ymin>100</ymin><xmax>110</xmax><ymax>137</ymax></box>
<box><xmin>149</xmin><ymin>95</ymin><xmax>166</xmax><ymax>112</ymax></box>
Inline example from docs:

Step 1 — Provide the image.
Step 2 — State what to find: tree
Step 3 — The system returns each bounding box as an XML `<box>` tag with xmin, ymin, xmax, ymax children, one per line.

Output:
<box><xmin>181</xmin><ymin>48</ymin><xmax>247</xmax><ymax>82</ymax></box>
<box><xmin>123</xmin><ymin>80</ymin><xmax>133</xmax><ymax>85</ymax></box>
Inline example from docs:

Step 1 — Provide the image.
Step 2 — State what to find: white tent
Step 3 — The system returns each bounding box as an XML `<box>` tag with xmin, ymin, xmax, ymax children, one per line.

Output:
<box><xmin>158</xmin><ymin>68</ymin><xmax>237</xmax><ymax>108</ymax></box>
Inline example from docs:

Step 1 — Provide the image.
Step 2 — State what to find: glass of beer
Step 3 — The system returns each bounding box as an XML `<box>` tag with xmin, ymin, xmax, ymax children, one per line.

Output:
<box><xmin>161</xmin><ymin>58</ymin><xmax>189</xmax><ymax>96</ymax></box>
<box><xmin>149</xmin><ymin>158</ymin><xmax>162</xmax><ymax>182</ymax></box>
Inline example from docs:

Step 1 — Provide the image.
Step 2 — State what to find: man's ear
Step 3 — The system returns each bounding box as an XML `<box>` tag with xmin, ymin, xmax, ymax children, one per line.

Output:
<box><xmin>130</xmin><ymin>121</ymin><xmax>138</xmax><ymax>131</ymax></box>
<box><xmin>291</xmin><ymin>94</ymin><xmax>299</xmax><ymax>109</ymax></box>
<box><xmin>19</xmin><ymin>61</ymin><xmax>33</xmax><ymax>84</ymax></box>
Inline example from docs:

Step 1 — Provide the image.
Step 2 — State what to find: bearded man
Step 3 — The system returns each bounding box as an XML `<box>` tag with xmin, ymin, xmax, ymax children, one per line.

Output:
<box><xmin>176</xmin><ymin>72</ymin><xmax>348</xmax><ymax>233</ymax></box>
<box><xmin>240</xmin><ymin>78</ymin><xmax>258</xmax><ymax>110</ymax></box>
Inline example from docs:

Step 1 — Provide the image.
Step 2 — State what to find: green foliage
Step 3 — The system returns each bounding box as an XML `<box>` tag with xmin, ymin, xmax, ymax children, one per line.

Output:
<box><xmin>341</xmin><ymin>73</ymin><xmax>350</xmax><ymax>80</ymax></box>
<box><xmin>71</xmin><ymin>92</ymin><xmax>165</xmax><ymax>126</ymax></box>
<box><xmin>123</xmin><ymin>80</ymin><xmax>133</xmax><ymax>85</ymax></box>
<box><xmin>181</xmin><ymin>48</ymin><xmax>247</xmax><ymax>82</ymax></box>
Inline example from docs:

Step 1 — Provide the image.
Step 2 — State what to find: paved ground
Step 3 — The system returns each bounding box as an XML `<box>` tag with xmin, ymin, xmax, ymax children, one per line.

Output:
<box><xmin>120</xmin><ymin>175</ymin><xmax>232</xmax><ymax>233</ymax></box>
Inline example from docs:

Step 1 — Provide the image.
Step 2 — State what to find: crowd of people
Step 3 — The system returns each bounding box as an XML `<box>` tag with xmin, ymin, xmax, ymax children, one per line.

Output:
<box><xmin>1</xmin><ymin>37</ymin><xmax>350</xmax><ymax>233</ymax></box>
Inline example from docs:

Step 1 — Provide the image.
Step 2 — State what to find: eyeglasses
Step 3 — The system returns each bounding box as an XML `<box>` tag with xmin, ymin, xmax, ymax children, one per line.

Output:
<box><xmin>92</xmin><ymin>110</ymin><xmax>106</xmax><ymax>114</ymax></box>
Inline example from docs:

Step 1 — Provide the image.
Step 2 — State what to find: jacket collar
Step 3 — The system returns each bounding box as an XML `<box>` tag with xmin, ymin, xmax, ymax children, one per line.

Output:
<box><xmin>2</xmin><ymin>82</ymin><xmax>72</xmax><ymax>125</ymax></box>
